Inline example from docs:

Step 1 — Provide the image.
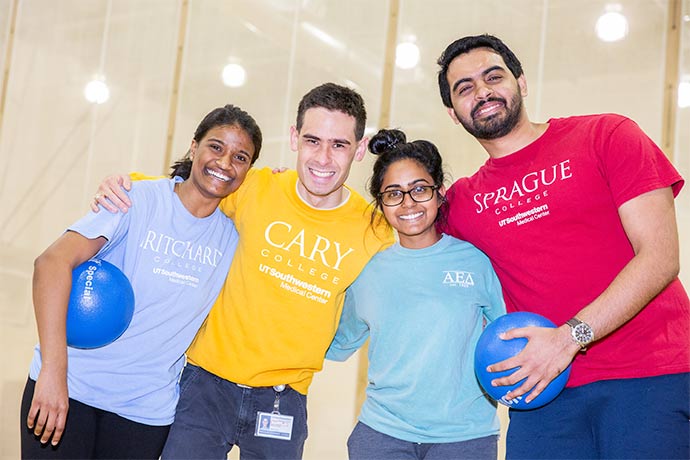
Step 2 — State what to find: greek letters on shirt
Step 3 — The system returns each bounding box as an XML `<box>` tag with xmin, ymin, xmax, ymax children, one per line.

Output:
<box><xmin>442</xmin><ymin>270</ymin><xmax>475</xmax><ymax>288</ymax></box>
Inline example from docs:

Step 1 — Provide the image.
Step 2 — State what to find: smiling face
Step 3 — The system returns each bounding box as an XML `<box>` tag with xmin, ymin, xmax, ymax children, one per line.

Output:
<box><xmin>380</xmin><ymin>158</ymin><xmax>444</xmax><ymax>249</ymax></box>
<box><xmin>290</xmin><ymin>107</ymin><xmax>367</xmax><ymax>209</ymax></box>
<box><xmin>445</xmin><ymin>47</ymin><xmax>528</xmax><ymax>140</ymax></box>
<box><xmin>188</xmin><ymin>124</ymin><xmax>255</xmax><ymax>201</ymax></box>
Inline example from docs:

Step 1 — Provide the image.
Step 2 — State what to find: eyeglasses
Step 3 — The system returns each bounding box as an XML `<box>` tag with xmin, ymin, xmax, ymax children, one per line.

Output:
<box><xmin>377</xmin><ymin>185</ymin><xmax>440</xmax><ymax>207</ymax></box>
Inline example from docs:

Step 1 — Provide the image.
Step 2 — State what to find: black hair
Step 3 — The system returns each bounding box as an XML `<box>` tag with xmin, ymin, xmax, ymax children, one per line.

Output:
<box><xmin>296</xmin><ymin>83</ymin><xmax>367</xmax><ymax>140</ymax></box>
<box><xmin>367</xmin><ymin>128</ymin><xmax>448</xmax><ymax>227</ymax></box>
<box><xmin>437</xmin><ymin>34</ymin><xmax>524</xmax><ymax>108</ymax></box>
<box><xmin>170</xmin><ymin>104</ymin><xmax>263</xmax><ymax>179</ymax></box>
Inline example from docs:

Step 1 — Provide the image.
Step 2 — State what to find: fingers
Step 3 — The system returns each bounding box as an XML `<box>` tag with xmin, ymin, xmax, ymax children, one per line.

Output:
<box><xmin>92</xmin><ymin>192</ymin><xmax>120</xmax><ymax>213</ymax></box>
<box><xmin>523</xmin><ymin>380</ymin><xmax>549</xmax><ymax>403</ymax></box>
<box><xmin>92</xmin><ymin>188</ymin><xmax>131</xmax><ymax>213</ymax></box>
<box><xmin>27</xmin><ymin>401</ymin><xmax>39</xmax><ymax>429</ymax></box>
<box><xmin>32</xmin><ymin>405</ymin><xmax>48</xmax><ymax>440</ymax></box>
<box><xmin>489</xmin><ymin>360</ymin><xmax>524</xmax><ymax>388</ymax></box>
<box><xmin>27</xmin><ymin>400</ymin><xmax>69</xmax><ymax>445</ymax></box>
<box><xmin>39</xmin><ymin>411</ymin><xmax>54</xmax><ymax>444</ymax></box>
<box><xmin>501</xmin><ymin>374</ymin><xmax>538</xmax><ymax>401</ymax></box>
<box><xmin>498</xmin><ymin>362</ymin><xmax>566</xmax><ymax>403</ymax></box>
<box><xmin>90</xmin><ymin>175</ymin><xmax>133</xmax><ymax>213</ymax></box>
<box><xmin>486</xmin><ymin>354</ymin><xmax>517</xmax><ymax>373</ymax></box>
<box><xmin>118</xmin><ymin>175</ymin><xmax>133</xmax><ymax>191</ymax></box>
<box><xmin>49</xmin><ymin>411</ymin><xmax>67</xmax><ymax>446</ymax></box>
<box><xmin>499</xmin><ymin>325</ymin><xmax>531</xmax><ymax>341</ymax></box>
<box><xmin>32</xmin><ymin>413</ymin><xmax>66</xmax><ymax>446</ymax></box>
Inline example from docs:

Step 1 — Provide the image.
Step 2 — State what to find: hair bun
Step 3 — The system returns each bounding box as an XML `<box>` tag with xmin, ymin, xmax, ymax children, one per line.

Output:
<box><xmin>369</xmin><ymin>129</ymin><xmax>407</xmax><ymax>155</ymax></box>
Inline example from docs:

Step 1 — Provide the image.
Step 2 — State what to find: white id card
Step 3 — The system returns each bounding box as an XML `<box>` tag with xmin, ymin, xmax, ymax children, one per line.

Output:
<box><xmin>254</xmin><ymin>412</ymin><xmax>294</xmax><ymax>440</ymax></box>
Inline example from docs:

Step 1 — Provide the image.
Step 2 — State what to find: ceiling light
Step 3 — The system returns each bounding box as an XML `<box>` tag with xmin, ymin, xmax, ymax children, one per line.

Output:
<box><xmin>395</xmin><ymin>41</ymin><xmax>420</xmax><ymax>69</ymax></box>
<box><xmin>596</xmin><ymin>6</ymin><xmax>628</xmax><ymax>42</ymax></box>
<box><xmin>222</xmin><ymin>63</ymin><xmax>247</xmax><ymax>88</ymax></box>
<box><xmin>84</xmin><ymin>78</ymin><xmax>110</xmax><ymax>104</ymax></box>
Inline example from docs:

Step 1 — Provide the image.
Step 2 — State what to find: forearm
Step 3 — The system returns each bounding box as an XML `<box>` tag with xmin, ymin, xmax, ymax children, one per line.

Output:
<box><xmin>32</xmin><ymin>252</ymin><xmax>70</xmax><ymax>374</ymax></box>
<box><xmin>574</xmin><ymin>250</ymin><xmax>678</xmax><ymax>342</ymax></box>
<box><xmin>572</xmin><ymin>187</ymin><xmax>679</xmax><ymax>342</ymax></box>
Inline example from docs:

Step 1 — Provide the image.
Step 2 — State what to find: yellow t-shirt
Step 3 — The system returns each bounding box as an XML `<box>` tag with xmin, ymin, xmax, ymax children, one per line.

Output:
<box><xmin>185</xmin><ymin>168</ymin><xmax>393</xmax><ymax>394</ymax></box>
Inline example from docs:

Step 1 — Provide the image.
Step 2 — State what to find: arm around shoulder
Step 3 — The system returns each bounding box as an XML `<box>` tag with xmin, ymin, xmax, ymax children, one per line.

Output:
<box><xmin>325</xmin><ymin>291</ymin><xmax>369</xmax><ymax>362</ymax></box>
<box><xmin>92</xmin><ymin>171</ymin><xmax>164</xmax><ymax>213</ymax></box>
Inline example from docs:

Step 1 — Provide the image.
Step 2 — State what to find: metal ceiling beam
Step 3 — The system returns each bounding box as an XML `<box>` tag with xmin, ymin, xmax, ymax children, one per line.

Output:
<box><xmin>163</xmin><ymin>0</ymin><xmax>190</xmax><ymax>174</ymax></box>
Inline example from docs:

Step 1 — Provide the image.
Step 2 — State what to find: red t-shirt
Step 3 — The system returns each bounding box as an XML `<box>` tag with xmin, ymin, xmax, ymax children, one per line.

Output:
<box><xmin>443</xmin><ymin>114</ymin><xmax>690</xmax><ymax>387</ymax></box>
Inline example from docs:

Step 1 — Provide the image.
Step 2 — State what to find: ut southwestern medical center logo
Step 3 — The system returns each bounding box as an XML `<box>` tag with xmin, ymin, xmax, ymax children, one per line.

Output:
<box><xmin>442</xmin><ymin>270</ymin><xmax>475</xmax><ymax>288</ymax></box>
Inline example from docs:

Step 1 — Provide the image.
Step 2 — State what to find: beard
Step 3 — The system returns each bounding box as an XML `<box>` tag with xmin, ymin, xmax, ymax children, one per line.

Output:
<box><xmin>455</xmin><ymin>93</ymin><xmax>523</xmax><ymax>140</ymax></box>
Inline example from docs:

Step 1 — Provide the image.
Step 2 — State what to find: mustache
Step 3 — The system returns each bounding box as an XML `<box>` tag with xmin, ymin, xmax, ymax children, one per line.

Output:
<box><xmin>471</xmin><ymin>97</ymin><xmax>507</xmax><ymax>119</ymax></box>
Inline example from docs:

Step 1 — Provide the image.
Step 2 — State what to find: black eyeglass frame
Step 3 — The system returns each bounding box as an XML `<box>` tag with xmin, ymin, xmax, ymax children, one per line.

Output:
<box><xmin>377</xmin><ymin>185</ymin><xmax>441</xmax><ymax>207</ymax></box>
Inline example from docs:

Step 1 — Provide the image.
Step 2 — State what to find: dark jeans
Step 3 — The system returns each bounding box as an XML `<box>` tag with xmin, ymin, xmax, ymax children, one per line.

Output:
<box><xmin>20</xmin><ymin>377</ymin><xmax>170</xmax><ymax>460</ymax></box>
<box><xmin>347</xmin><ymin>422</ymin><xmax>498</xmax><ymax>460</ymax></box>
<box><xmin>161</xmin><ymin>364</ymin><xmax>308</xmax><ymax>460</ymax></box>
<box><xmin>507</xmin><ymin>372</ymin><xmax>690</xmax><ymax>459</ymax></box>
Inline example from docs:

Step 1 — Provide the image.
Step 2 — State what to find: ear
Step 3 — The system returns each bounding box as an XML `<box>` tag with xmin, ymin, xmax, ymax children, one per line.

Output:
<box><xmin>189</xmin><ymin>140</ymin><xmax>198</xmax><ymax>160</ymax></box>
<box><xmin>289</xmin><ymin>125</ymin><xmax>299</xmax><ymax>152</ymax></box>
<box><xmin>354</xmin><ymin>136</ymin><xmax>369</xmax><ymax>162</ymax></box>
<box><xmin>437</xmin><ymin>184</ymin><xmax>447</xmax><ymax>206</ymax></box>
<box><xmin>446</xmin><ymin>107</ymin><xmax>461</xmax><ymax>125</ymax></box>
<box><xmin>517</xmin><ymin>74</ymin><xmax>528</xmax><ymax>97</ymax></box>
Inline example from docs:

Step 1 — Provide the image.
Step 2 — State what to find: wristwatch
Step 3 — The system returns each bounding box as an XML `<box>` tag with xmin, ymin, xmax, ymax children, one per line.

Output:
<box><xmin>565</xmin><ymin>317</ymin><xmax>594</xmax><ymax>351</ymax></box>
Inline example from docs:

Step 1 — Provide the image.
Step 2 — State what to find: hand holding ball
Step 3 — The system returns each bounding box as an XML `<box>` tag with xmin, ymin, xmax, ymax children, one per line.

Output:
<box><xmin>474</xmin><ymin>312</ymin><xmax>571</xmax><ymax>409</ymax></box>
<box><xmin>66</xmin><ymin>259</ymin><xmax>135</xmax><ymax>348</ymax></box>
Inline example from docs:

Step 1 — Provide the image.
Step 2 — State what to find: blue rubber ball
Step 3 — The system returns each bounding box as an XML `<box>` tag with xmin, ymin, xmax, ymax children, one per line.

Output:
<box><xmin>66</xmin><ymin>259</ymin><xmax>135</xmax><ymax>349</ymax></box>
<box><xmin>475</xmin><ymin>312</ymin><xmax>571</xmax><ymax>410</ymax></box>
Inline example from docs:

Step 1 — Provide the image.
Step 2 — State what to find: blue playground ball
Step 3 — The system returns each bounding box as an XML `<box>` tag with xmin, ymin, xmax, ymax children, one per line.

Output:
<box><xmin>66</xmin><ymin>259</ymin><xmax>135</xmax><ymax>349</ymax></box>
<box><xmin>475</xmin><ymin>312</ymin><xmax>571</xmax><ymax>410</ymax></box>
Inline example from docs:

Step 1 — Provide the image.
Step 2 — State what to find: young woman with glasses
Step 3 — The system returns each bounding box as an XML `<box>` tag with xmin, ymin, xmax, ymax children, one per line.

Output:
<box><xmin>327</xmin><ymin>128</ymin><xmax>506</xmax><ymax>460</ymax></box>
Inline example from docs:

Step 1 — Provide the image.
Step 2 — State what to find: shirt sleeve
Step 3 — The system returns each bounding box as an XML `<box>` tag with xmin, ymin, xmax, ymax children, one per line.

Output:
<box><xmin>482</xmin><ymin>264</ymin><xmax>506</xmax><ymax>322</ymax></box>
<box><xmin>599</xmin><ymin>117</ymin><xmax>684</xmax><ymax>207</ymax></box>
<box><xmin>69</xmin><ymin>201</ymin><xmax>128</xmax><ymax>243</ymax></box>
<box><xmin>69</xmin><ymin>186</ymin><xmax>135</xmax><ymax>260</ymax></box>
<box><xmin>325</xmin><ymin>287</ymin><xmax>369</xmax><ymax>362</ymax></box>
<box><xmin>219</xmin><ymin>168</ymin><xmax>264</xmax><ymax>220</ymax></box>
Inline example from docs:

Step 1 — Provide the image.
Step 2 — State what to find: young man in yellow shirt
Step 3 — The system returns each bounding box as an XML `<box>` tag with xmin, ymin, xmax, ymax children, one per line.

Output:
<box><xmin>93</xmin><ymin>83</ymin><xmax>393</xmax><ymax>459</ymax></box>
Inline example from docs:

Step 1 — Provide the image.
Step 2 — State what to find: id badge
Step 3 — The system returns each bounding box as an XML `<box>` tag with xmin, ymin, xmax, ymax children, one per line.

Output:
<box><xmin>254</xmin><ymin>411</ymin><xmax>294</xmax><ymax>440</ymax></box>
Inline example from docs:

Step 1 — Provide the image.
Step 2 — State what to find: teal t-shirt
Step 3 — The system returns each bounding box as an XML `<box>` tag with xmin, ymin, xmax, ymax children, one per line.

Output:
<box><xmin>327</xmin><ymin>234</ymin><xmax>505</xmax><ymax>443</ymax></box>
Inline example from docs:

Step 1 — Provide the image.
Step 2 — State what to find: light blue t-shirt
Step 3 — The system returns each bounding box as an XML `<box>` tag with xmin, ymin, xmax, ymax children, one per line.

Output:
<box><xmin>327</xmin><ymin>234</ymin><xmax>505</xmax><ymax>443</ymax></box>
<box><xmin>30</xmin><ymin>177</ymin><xmax>238</xmax><ymax>425</ymax></box>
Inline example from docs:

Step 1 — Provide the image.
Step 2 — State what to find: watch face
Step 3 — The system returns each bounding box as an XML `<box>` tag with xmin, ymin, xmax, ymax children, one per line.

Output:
<box><xmin>574</xmin><ymin>323</ymin><xmax>594</xmax><ymax>344</ymax></box>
